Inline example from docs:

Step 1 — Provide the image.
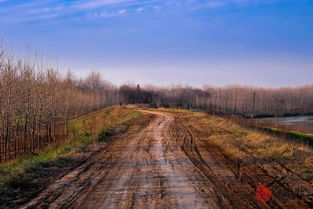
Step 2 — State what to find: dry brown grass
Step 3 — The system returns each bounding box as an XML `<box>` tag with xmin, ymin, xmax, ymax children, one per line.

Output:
<box><xmin>159</xmin><ymin>108</ymin><xmax>313</xmax><ymax>181</ymax></box>
<box><xmin>69</xmin><ymin>105</ymin><xmax>140</xmax><ymax>137</ymax></box>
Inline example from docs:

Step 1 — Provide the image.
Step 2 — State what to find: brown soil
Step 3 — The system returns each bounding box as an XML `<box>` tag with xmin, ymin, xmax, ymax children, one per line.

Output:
<box><xmin>17</xmin><ymin>109</ymin><xmax>313</xmax><ymax>209</ymax></box>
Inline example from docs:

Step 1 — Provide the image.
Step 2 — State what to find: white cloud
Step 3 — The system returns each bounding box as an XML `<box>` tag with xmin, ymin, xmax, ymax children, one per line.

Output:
<box><xmin>75</xmin><ymin>0</ymin><xmax>132</xmax><ymax>9</ymax></box>
<box><xmin>91</xmin><ymin>11</ymin><xmax>116</xmax><ymax>18</ymax></box>
<box><xmin>206</xmin><ymin>1</ymin><xmax>226</xmax><ymax>8</ymax></box>
<box><xmin>136</xmin><ymin>7</ymin><xmax>144</xmax><ymax>12</ymax></box>
<box><xmin>0</xmin><ymin>0</ymin><xmax>267</xmax><ymax>23</ymax></box>
<box><xmin>118</xmin><ymin>9</ymin><xmax>127</xmax><ymax>14</ymax></box>
<box><xmin>153</xmin><ymin>5</ymin><xmax>161</xmax><ymax>10</ymax></box>
<box><xmin>28</xmin><ymin>6</ymin><xmax>65</xmax><ymax>14</ymax></box>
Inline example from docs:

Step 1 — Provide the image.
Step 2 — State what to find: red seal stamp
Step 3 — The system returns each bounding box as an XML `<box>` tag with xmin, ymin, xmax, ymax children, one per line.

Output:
<box><xmin>256</xmin><ymin>185</ymin><xmax>272</xmax><ymax>203</ymax></box>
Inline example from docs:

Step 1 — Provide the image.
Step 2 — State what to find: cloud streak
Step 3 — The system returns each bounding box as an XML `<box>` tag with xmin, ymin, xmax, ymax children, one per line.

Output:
<box><xmin>75</xmin><ymin>0</ymin><xmax>132</xmax><ymax>9</ymax></box>
<box><xmin>0</xmin><ymin>0</ymin><xmax>278</xmax><ymax>23</ymax></box>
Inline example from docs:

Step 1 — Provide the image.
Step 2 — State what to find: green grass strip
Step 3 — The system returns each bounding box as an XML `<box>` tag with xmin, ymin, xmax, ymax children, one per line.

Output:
<box><xmin>0</xmin><ymin>108</ymin><xmax>142</xmax><ymax>190</ymax></box>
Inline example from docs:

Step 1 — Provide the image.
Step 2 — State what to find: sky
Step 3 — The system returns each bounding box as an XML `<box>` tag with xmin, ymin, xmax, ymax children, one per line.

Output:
<box><xmin>0</xmin><ymin>0</ymin><xmax>312</xmax><ymax>87</ymax></box>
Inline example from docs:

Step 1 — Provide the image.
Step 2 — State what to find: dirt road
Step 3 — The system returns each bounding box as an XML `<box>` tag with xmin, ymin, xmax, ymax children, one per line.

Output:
<box><xmin>20</xmin><ymin>110</ymin><xmax>313</xmax><ymax>209</ymax></box>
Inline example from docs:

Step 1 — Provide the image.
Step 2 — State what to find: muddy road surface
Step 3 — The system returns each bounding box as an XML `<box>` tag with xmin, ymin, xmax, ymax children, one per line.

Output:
<box><xmin>20</xmin><ymin>110</ymin><xmax>313</xmax><ymax>209</ymax></box>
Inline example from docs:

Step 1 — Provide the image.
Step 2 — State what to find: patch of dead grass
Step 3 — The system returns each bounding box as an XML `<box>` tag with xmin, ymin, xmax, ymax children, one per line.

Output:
<box><xmin>165</xmin><ymin>108</ymin><xmax>313</xmax><ymax>181</ymax></box>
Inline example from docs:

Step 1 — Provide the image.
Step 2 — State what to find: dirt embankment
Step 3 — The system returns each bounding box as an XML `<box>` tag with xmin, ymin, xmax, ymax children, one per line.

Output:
<box><xmin>12</xmin><ymin>109</ymin><xmax>313</xmax><ymax>208</ymax></box>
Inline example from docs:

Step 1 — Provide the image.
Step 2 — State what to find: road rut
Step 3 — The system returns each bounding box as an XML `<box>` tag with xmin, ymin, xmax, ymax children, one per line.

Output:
<box><xmin>20</xmin><ymin>110</ymin><xmax>313</xmax><ymax>209</ymax></box>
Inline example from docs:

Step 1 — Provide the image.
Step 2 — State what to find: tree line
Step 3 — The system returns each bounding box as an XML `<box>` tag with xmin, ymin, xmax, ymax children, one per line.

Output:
<box><xmin>0</xmin><ymin>47</ymin><xmax>119</xmax><ymax>162</ymax></box>
<box><xmin>1</xmin><ymin>44</ymin><xmax>312</xmax><ymax>162</ymax></box>
<box><xmin>120</xmin><ymin>84</ymin><xmax>313</xmax><ymax>118</ymax></box>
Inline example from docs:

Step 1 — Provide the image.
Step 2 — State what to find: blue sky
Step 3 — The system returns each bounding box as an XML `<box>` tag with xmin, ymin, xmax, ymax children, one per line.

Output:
<box><xmin>0</xmin><ymin>0</ymin><xmax>312</xmax><ymax>87</ymax></box>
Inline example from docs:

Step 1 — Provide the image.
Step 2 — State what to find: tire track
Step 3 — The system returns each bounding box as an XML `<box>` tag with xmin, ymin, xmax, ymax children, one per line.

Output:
<box><xmin>19</xmin><ymin>109</ymin><xmax>313</xmax><ymax>209</ymax></box>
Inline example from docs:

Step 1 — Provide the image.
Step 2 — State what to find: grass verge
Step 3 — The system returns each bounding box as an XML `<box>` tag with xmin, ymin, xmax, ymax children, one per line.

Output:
<box><xmin>259</xmin><ymin>127</ymin><xmax>313</xmax><ymax>146</ymax></box>
<box><xmin>0</xmin><ymin>105</ymin><xmax>142</xmax><ymax>206</ymax></box>
<box><xmin>162</xmin><ymin>108</ymin><xmax>313</xmax><ymax>182</ymax></box>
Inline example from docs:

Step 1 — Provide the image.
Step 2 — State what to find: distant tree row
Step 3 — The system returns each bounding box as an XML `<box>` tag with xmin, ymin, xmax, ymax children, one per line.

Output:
<box><xmin>119</xmin><ymin>84</ymin><xmax>313</xmax><ymax>118</ymax></box>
